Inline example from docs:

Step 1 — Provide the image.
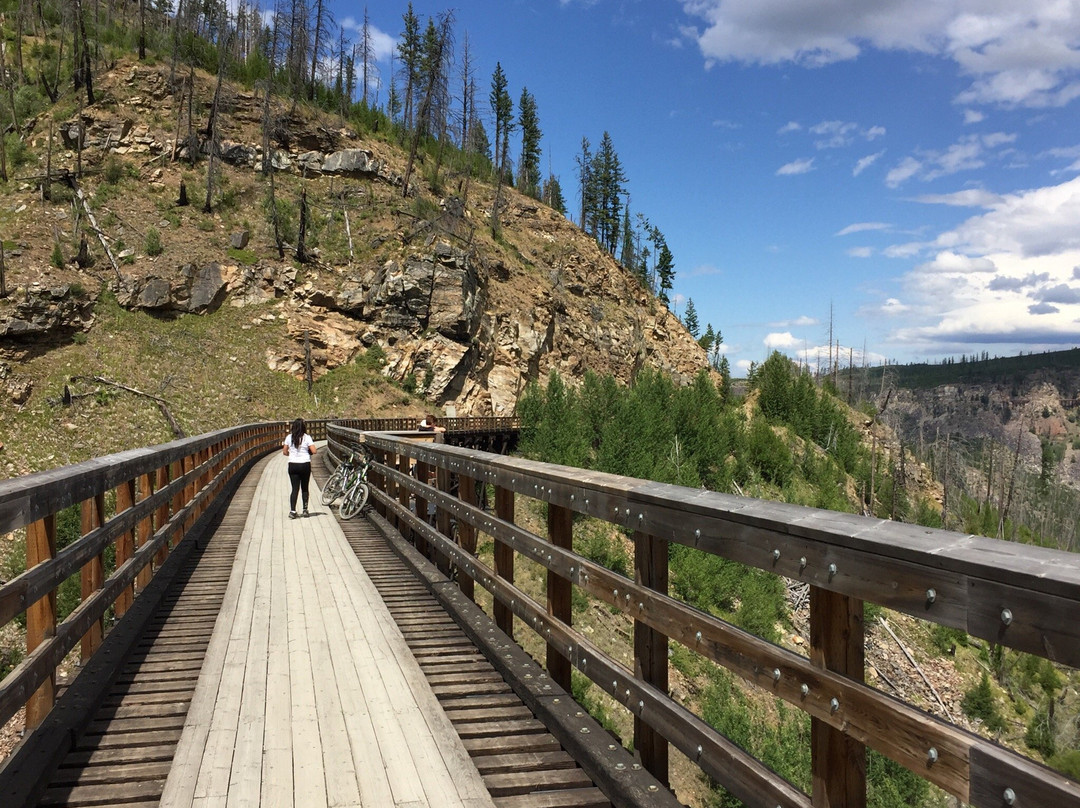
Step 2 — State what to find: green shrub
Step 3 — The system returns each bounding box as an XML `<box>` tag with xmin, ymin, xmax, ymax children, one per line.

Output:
<box><xmin>576</xmin><ymin>527</ymin><xmax>629</xmax><ymax>577</ymax></box>
<box><xmin>1049</xmin><ymin>749</ymin><xmax>1080</xmax><ymax>780</ymax></box>
<box><xmin>145</xmin><ymin>227</ymin><xmax>163</xmax><ymax>256</ymax></box>
<box><xmin>930</xmin><ymin>624</ymin><xmax>967</xmax><ymax>656</ymax></box>
<box><xmin>356</xmin><ymin>343</ymin><xmax>386</xmax><ymax>371</ymax></box>
<box><xmin>51</xmin><ymin>241</ymin><xmax>64</xmax><ymax>268</ymax></box>
<box><xmin>1024</xmin><ymin>699</ymin><xmax>1056</xmax><ymax>758</ymax></box>
<box><xmin>227</xmin><ymin>247</ymin><xmax>258</xmax><ymax>265</ymax></box>
<box><xmin>103</xmin><ymin>156</ymin><xmax>124</xmax><ymax>185</ymax></box>
<box><xmin>961</xmin><ymin>672</ymin><xmax>1005</xmax><ymax>732</ymax></box>
<box><xmin>402</xmin><ymin>373</ymin><xmax>417</xmax><ymax>394</ymax></box>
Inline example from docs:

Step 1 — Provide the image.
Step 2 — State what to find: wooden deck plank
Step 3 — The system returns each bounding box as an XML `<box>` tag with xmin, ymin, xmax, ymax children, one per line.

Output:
<box><xmin>160</xmin><ymin>451</ymin><xmax>494</xmax><ymax>808</ymax></box>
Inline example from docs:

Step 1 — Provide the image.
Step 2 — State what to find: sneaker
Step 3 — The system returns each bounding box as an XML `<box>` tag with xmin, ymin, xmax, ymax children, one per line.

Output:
<box><xmin>289</xmin><ymin>511</ymin><xmax>298</xmax><ymax>519</ymax></box>
<box><xmin>302</xmin><ymin>508</ymin><xmax>310</xmax><ymax>517</ymax></box>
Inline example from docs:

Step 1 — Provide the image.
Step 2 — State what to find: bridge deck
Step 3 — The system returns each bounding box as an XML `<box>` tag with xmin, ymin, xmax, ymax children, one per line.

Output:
<box><xmin>160</xmin><ymin>453</ymin><xmax>494</xmax><ymax>808</ymax></box>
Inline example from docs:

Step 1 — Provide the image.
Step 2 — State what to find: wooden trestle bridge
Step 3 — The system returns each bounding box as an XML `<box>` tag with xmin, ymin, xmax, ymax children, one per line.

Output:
<box><xmin>0</xmin><ymin>417</ymin><xmax>1078</xmax><ymax>807</ymax></box>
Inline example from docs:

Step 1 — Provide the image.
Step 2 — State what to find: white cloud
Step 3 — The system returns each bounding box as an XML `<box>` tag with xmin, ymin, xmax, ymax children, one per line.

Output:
<box><xmin>886</xmin><ymin>156</ymin><xmax>922</xmax><ymax>188</ymax></box>
<box><xmin>853</xmin><ymin>151</ymin><xmax>885</xmax><ymax>176</ymax></box>
<box><xmin>340</xmin><ymin>17</ymin><xmax>397</xmax><ymax>61</ymax></box>
<box><xmin>913</xmin><ymin>189</ymin><xmax>1005</xmax><ymax>207</ymax></box>
<box><xmin>880</xmin><ymin>298</ymin><xmax>910</xmax><ymax>315</ymax></box>
<box><xmin>963</xmin><ymin>109</ymin><xmax>986</xmax><ymax>124</ymax></box>
<box><xmin>777</xmin><ymin>157</ymin><xmax>815</xmax><ymax>175</ymax></box>
<box><xmin>915</xmin><ymin>250</ymin><xmax>996</xmax><ymax>274</ymax></box>
<box><xmin>764</xmin><ymin>331</ymin><xmax>800</xmax><ymax>348</ymax></box>
<box><xmin>847</xmin><ymin>247</ymin><xmax>873</xmax><ymax>258</ymax></box>
<box><xmin>885</xmin><ymin>133</ymin><xmax>1016</xmax><ymax>187</ymax></box>
<box><xmin>778</xmin><ymin>121</ymin><xmax>802</xmax><ymax>134</ymax></box>
<box><xmin>770</xmin><ymin>315</ymin><xmax>819</xmax><ymax>327</ymax></box>
<box><xmin>810</xmin><ymin>120</ymin><xmax>858</xmax><ymax>149</ymax></box>
<box><xmin>683</xmin><ymin>1</ymin><xmax>1080</xmax><ymax>107</ymax></box>
<box><xmin>836</xmin><ymin>221</ymin><xmax>890</xmax><ymax>236</ymax></box>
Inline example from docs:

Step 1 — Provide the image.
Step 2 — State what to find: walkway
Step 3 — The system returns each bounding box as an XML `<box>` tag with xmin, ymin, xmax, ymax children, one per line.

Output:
<box><xmin>160</xmin><ymin>451</ymin><xmax>496</xmax><ymax>808</ymax></box>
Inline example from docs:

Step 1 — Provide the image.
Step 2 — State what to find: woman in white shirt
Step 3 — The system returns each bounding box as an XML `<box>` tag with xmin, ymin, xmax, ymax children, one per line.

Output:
<box><xmin>282</xmin><ymin>418</ymin><xmax>316</xmax><ymax>518</ymax></box>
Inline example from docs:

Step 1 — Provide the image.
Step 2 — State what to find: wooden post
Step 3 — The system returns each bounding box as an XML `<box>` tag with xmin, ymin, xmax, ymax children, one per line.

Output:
<box><xmin>436</xmin><ymin>465</ymin><xmax>453</xmax><ymax>576</ymax></box>
<box><xmin>546</xmin><ymin>503</ymin><xmax>573</xmax><ymax>693</ymax></box>
<box><xmin>415</xmin><ymin>461</ymin><xmax>431</xmax><ymax>558</ymax></box>
<box><xmin>494</xmin><ymin>485</ymin><xmax>515</xmax><ymax>637</ymax></box>
<box><xmin>634</xmin><ymin>530</ymin><xmax>669</xmax><ymax>787</ymax></box>
<box><xmin>397</xmin><ymin>453</ymin><xmax>411</xmax><ymax>538</ymax></box>
<box><xmin>170</xmin><ymin>459</ymin><xmax>184</xmax><ymax>548</ymax></box>
<box><xmin>154</xmin><ymin>465</ymin><xmax>170</xmax><ymax>568</ymax></box>
<box><xmin>457</xmin><ymin>474</ymin><xmax>478</xmax><ymax>601</ymax></box>
<box><xmin>26</xmin><ymin>515</ymin><xmax>57</xmax><ymax>729</ymax></box>
<box><xmin>135</xmin><ymin>472</ymin><xmax>154</xmax><ymax>592</ymax></box>
<box><xmin>810</xmin><ymin>585</ymin><xmax>866</xmax><ymax>808</ymax></box>
<box><xmin>80</xmin><ymin>494</ymin><xmax>106</xmax><ymax>663</ymax></box>
<box><xmin>115</xmin><ymin>479</ymin><xmax>136</xmax><ymax>617</ymax></box>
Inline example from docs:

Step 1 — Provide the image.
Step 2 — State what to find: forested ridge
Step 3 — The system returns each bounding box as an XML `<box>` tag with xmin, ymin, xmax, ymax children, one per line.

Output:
<box><xmin>517</xmin><ymin>355</ymin><xmax>1080</xmax><ymax>807</ymax></box>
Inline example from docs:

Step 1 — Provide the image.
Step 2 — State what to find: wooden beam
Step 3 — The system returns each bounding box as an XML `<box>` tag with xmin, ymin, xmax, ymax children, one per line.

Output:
<box><xmin>114</xmin><ymin>478</ymin><xmax>137</xmax><ymax>616</ymax></box>
<box><xmin>810</xmin><ymin>585</ymin><xmax>866</xmax><ymax>808</ymax></box>
<box><xmin>79</xmin><ymin>494</ymin><xmax>106</xmax><ymax>663</ymax></box>
<box><xmin>415</xmin><ymin>461</ymin><xmax>431</xmax><ymax>559</ymax></box>
<box><xmin>494</xmin><ymin>485</ymin><xmax>515</xmax><ymax>638</ymax></box>
<box><xmin>397</xmin><ymin>453</ymin><xmax>411</xmax><ymax>538</ymax></box>
<box><xmin>457</xmin><ymin>474</ymin><xmax>478</xmax><ymax>601</ymax></box>
<box><xmin>135</xmin><ymin>472</ymin><xmax>154</xmax><ymax>592</ymax></box>
<box><xmin>25</xmin><ymin>514</ymin><xmax>57</xmax><ymax>730</ymax></box>
<box><xmin>634</xmin><ymin>530</ymin><xmax>669</xmax><ymax>787</ymax></box>
<box><xmin>546</xmin><ymin>503</ymin><xmax>573</xmax><ymax>693</ymax></box>
<box><xmin>154</xmin><ymin>465</ymin><xmax>170</xmax><ymax>566</ymax></box>
<box><xmin>436</xmin><ymin>465</ymin><xmax>453</xmax><ymax>576</ymax></box>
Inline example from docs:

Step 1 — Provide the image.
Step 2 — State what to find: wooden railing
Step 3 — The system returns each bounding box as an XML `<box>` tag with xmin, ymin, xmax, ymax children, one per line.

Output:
<box><xmin>336</xmin><ymin>415</ymin><xmax>520</xmax><ymax>433</ymax></box>
<box><xmin>0</xmin><ymin>421</ymin><xmax>292</xmax><ymax>740</ymax></box>
<box><xmin>330</xmin><ymin>424</ymin><xmax>1080</xmax><ymax>808</ymax></box>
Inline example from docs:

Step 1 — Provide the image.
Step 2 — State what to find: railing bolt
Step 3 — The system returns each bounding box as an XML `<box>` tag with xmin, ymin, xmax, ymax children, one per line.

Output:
<box><xmin>800</xmin><ymin>683</ymin><xmax>809</xmax><ymax>697</ymax></box>
<box><xmin>614</xmin><ymin>589</ymin><xmax>619</xmax><ymax>597</ymax></box>
<box><xmin>638</xmin><ymin>700</ymin><xmax>644</xmax><ymax>710</ymax></box>
<box><xmin>799</xmin><ymin>557</ymin><xmax>807</xmax><ymax>570</ymax></box>
<box><xmin>1003</xmin><ymin>788</ymin><xmax>1016</xmax><ymax>805</ymax></box>
<box><xmin>828</xmin><ymin>563</ymin><xmax>837</xmax><ymax>578</ymax></box>
<box><xmin>695</xmin><ymin>631</ymin><xmax>703</xmax><ymax>642</ymax></box>
<box><xmin>830</xmin><ymin>697</ymin><xmax>840</xmax><ymax>713</ymax></box>
<box><xmin>570</xmin><ymin>494</ymin><xmax>575</xmax><ymax>501</ymax></box>
<box><xmin>926</xmin><ymin>588</ymin><xmax>936</xmax><ymax>604</ymax></box>
<box><xmin>773</xmin><ymin>549</ymin><xmax>781</xmax><ymax>562</ymax></box>
<box><xmin>695</xmin><ymin>529</ymin><xmax>701</xmax><ymax>539</ymax></box>
<box><xmin>696</xmin><ymin>745</ymin><xmax>703</xmax><ymax>760</ymax></box>
<box><xmin>1001</xmin><ymin>608</ymin><xmax>1013</xmax><ymax>626</ymax></box>
<box><xmin>585</xmin><ymin>498</ymin><xmax>590</xmax><ymax>506</ymax></box>
<box><xmin>927</xmin><ymin>747</ymin><xmax>938</xmax><ymax>765</ymax></box>
<box><xmin>612</xmin><ymin>680</ymin><xmax>618</xmax><ymax>689</ymax></box>
<box><xmin>638</xmin><ymin>602</ymin><xmax>644</xmax><ymax>611</ymax></box>
<box><xmin>773</xmin><ymin>668</ymin><xmax>781</xmax><ymax>682</ymax></box>
<box><xmin>638</xmin><ymin>513</ymin><xmax>644</xmax><ymax>522</ymax></box>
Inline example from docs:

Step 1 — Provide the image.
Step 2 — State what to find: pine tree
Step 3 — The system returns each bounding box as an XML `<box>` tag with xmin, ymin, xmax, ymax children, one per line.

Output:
<box><xmin>575</xmin><ymin>137</ymin><xmax>592</xmax><ymax>231</ymax></box>
<box><xmin>489</xmin><ymin>62</ymin><xmax>514</xmax><ymax>234</ymax></box>
<box><xmin>542</xmin><ymin>174</ymin><xmax>565</xmax><ymax>214</ymax></box>
<box><xmin>683</xmin><ymin>298</ymin><xmax>700</xmax><ymax>338</ymax></box>
<box><xmin>398</xmin><ymin>4</ymin><xmax>421</xmax><ymax>132</ymax></box>
<box><xmin>654</xmin><ymin>231</ymin><xmax>674</xmax><ymax>306</ymax></box>
<box><xmin>517</xmin><ymin>88</ymin><xmax>542</xmax><ymax>198</ymax></box>
<box><xmin>699</xmin><ymin>323</ymin><xmax>715</xmax><ymax>354</ymax></box>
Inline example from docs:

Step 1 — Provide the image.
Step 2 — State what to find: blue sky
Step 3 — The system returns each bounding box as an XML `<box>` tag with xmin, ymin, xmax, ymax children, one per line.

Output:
<box><xmin>328</xmin><ymin>0</ymin><xmax>1080</xmax><ymax>373</ymax></box>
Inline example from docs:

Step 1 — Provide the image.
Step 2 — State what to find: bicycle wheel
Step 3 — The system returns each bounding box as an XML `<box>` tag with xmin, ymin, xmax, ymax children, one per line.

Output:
<box><xmin>321</xmin><ymin>468</ymin><xmax>346</xmax><ymax>505</ymax></box>
<box><xmin>339</xmin><ymin>482</ymin><xmax>369</xmax><ymax>520</ymax></box>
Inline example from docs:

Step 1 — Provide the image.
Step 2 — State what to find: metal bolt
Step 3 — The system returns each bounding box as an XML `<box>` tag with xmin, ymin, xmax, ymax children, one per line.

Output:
<box><xmin>799</xmin><ymin>556</ymin><xmax>807</xmax><ymax>570</ymax></box>
<box><xmin>1003</xmin><ymin>788</ymin><xmax>1016</xmax><ymax>805</ymax></box>
<box><xmin>625</xmin><ymin>508</ymin><xmax>631</xmax><ymax>517</ymax></box>
<box><xmin>584</xmin><ymin>498</ymin><xmax>589</xmax><ymax>506</ymax></box>
<box><xmin>1001</xmin><ymin>608</ymin><xmax>1013</xmax><ymax>626</ymax></box>
<box><xmin>828</xmin><ymin>563</ymin><xmax>838</xmax><ymax>577</ymax></box>
<box><xmin>801</xmin><ymin>683</ymin><xmax>809</xmax><ymax>697</ymax></box>
<box><xmin>830</xmin><ymin>697</ymin><xmax>840</xmax><ymax>713</ymax></box>
<box><xmin>638</xmin><ymin>700</ymin><xmax>644</xmax><ymax>710</ymax></box>
<box><xmin>638</xmin><ymin>512</ymin><xmax>644</xmax><ymax>522</ymax></box>
<box><xmin>614</xmin><ymin>589</ymin><xmax>619</xmax><ymax>597</ymax></box>
<box><xmin>695</xmin><ymin>631</ymin><xmax>702</xmax><ymax>642</ymax></box>
<box><xmin>927</xmin><ymin>747</ymin><xmax>938</xmax><ymax>764</ymax></box>
<box><xmin>926</xmin><ymin>588</ymin><xmax>937</xmax><ymax>603</ymax></box>
<box><xmin>695</xmin><ymin>528</ymin><xmax>701</xmax><ymax>539</ymax></box>
<box><xmin>773</xmin><ymin>668</ymin><xmax>781</xmax><ymax>682</ymax></box>
<box><xmin>638</xmin><ymin>602</ymin><xmax>644</xmax><ymax>611</ymax></box>
<box><xmin>571</xmin><ymin>494</ymin><xmax>575</xmax><ymax>501</ymax></box>
<box><xmin>773</xmin><ymin>549</ymin><xmax>781</xmax><ymax>561</ymax></box>
<box><xmin>696</xmin><ymin>745</ymin><xmax>703</xmax><ymax>759</ymax></box>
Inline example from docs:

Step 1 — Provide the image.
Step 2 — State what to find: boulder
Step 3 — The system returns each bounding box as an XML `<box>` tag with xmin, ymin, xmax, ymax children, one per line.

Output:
<box><xmin>184</xmin><ymin>264</ymin><xmax>228</xmax><ymax>313</ymax></box>
<box><xmin>297</xmin><ymin>151</ymin><xmax>325</xmax><ymax>174</ymax></box>
<box><xmin>137</xmin><ymin>278</ymin><xmax>173</xmax><ymax>309</ymax></box>
<box><xmin>221</xmin><ymin>142</ymin><xmax>257</xmax><ymax>166</ymax></box>
<box><xmin>230</xmin><ymin>231</ymin><xmax>250</xmax><ymax>250</ymax></box>
<box><xmin>321</xmin><ymin>149</ymin><xmax>380</xmax><ymax>177</ymax></box>
<box><xmin>271</xmin><ymin>150</ymin><xmax>292</xmax><ymax>171</ymax></box>
<box><xmin>0</xmin><ymin>284</ymin><xmax>95</xmax><ymax>340</ymax></box>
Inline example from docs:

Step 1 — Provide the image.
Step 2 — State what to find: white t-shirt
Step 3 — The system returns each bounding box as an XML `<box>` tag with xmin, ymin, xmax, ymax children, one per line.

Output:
<box><xmin>284</xmin><ymin>433</ymin><xmax>314</xmax><ymax>463</ymax></box>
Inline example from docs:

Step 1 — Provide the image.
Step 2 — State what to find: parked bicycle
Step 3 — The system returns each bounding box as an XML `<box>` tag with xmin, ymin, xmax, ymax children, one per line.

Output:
<box><xmin>337</xmin><ymin>454</ymin><xmax>371</xmax><ymax>520</ymax></box>
<box><xmin>321</xmin><ymin>449</ymin><xmax>363</xmax><ymax>505</ymax></box>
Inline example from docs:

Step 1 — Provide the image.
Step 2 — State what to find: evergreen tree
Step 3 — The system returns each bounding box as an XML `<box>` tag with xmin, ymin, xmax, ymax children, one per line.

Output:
<box><xmin>699</xmin><ymin>323</ymin><xmax>716</xmax><ymax>354</ymax></box>
<box><xmin>654</xmin><ymin>232</ymin><xmax>674</xmax><ymax>306</ymax></box>
<box><xmin>517</xmin><ymin>87</ymin><xmax>542</xmax><ymax>198</ymax></box>
<box><xmin>397</xmin><ymin>4</ymin><xmax>421</xmax><ymax>132</ymax></box>
<box><xmin>587</xmin><ymin>132</ymin><xmax>625</xmax><ymax>255</ymax></box>
<box><xmin>683</xmin><ymin>298</ymin><xmax>700</xmax><ymax>338</ymax></box>
<box><xmin>575</xmin><ymin>137</ymin><xmax>592</xmax><ymax>231</ymax></box>
<box><xmin>619</xmin><ymin>201</ymin><xmax>635</xmax><ymax>270</ymax></box>
<box><xmin>542</xmin><ymin>174</ymin><xmax>566</xmax><ymax>214</ymax></box>
<box><xmin>489</xmin><ymin>62</ymin><xmax>514</xmax><ymax>234</ymax></box>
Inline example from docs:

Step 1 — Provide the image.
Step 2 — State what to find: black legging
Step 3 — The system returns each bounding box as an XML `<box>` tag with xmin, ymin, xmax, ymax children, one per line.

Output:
<box><xmin>288</xmin><ymin>462</ymin><xmax>312</xmax><ymax>511</ymax></box>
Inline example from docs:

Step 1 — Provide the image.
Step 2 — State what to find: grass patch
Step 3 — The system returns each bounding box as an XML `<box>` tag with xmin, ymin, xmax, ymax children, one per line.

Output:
<box><xmin>227</xmin><ymin>247</ymin><xmax>258</xmax><ymax>265</ymax></box>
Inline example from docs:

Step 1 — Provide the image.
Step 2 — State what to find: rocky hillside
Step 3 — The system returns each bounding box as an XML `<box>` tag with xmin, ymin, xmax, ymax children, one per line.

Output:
<box><xmin>0</xmin><ymin>60</ymin><xmax>707</xmax><ymax>431</ymax></box>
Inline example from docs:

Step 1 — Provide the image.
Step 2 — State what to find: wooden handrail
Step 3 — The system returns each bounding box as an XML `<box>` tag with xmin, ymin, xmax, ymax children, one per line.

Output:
<box><xmin>0</xmin><ymin>422</ymin><xmax>288</xmax><ymax>732</ymax></box>
<box><xmin>338</xmin><ymin>425</ymin><xmax>1080</xmax><ymax>808</ymax></box>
